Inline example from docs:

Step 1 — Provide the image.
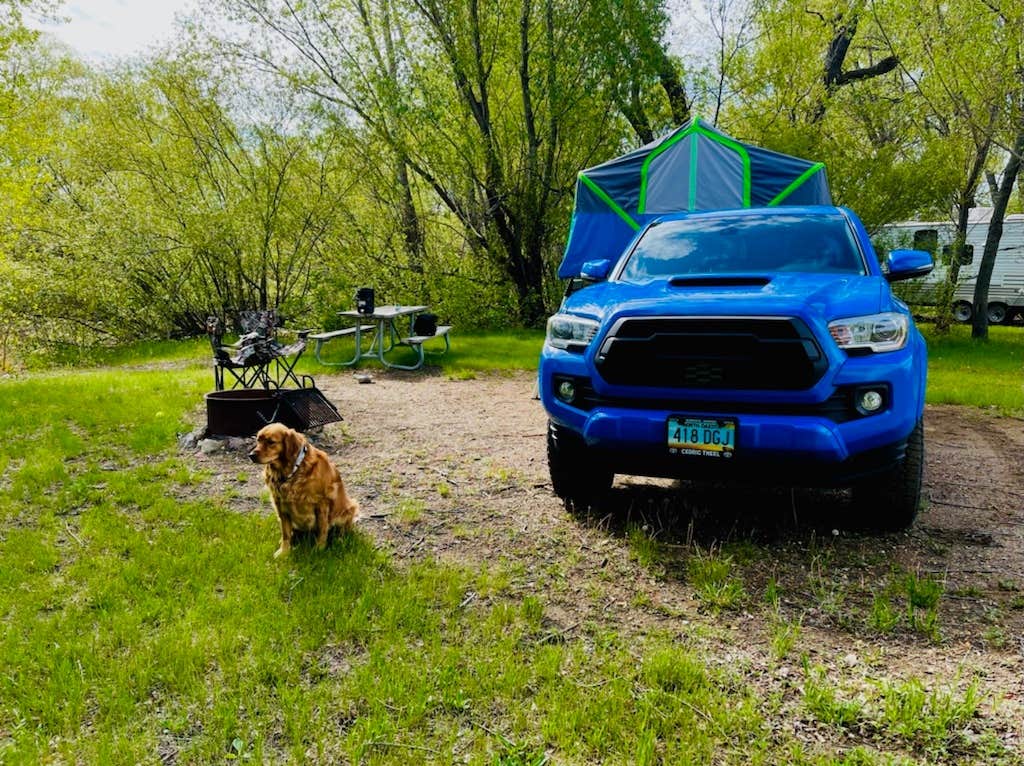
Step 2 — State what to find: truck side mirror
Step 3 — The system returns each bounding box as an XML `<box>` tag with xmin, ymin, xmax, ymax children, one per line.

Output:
<box><xmin>884</xmin><ymin>249</ymin><xmax>934</xmax><ymax>283</ymax></box>
<box><xmin>580</xmin><ymin>259</ymin><xmax>612</xmax><ymax>282</ymax></box>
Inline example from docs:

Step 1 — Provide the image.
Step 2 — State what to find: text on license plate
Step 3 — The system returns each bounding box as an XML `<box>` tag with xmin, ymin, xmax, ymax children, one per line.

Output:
<box><xmin>667</xmin><ymin>416</ymin><xmax>736</xmax><ymax>458</ymax></box>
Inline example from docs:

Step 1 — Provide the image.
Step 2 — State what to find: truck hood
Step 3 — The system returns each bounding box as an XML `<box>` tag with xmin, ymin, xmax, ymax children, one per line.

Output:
<box><xmin>562</xmin><ymin>274</ymin><xmax>890</xmax><ymax>324</ymax></box>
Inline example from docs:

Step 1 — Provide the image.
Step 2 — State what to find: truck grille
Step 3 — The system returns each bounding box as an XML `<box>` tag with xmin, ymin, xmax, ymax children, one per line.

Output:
<box><xmin>595</xmin><ymin>316</ymin><xmax>827</xmax><ymax>390</ymax></box>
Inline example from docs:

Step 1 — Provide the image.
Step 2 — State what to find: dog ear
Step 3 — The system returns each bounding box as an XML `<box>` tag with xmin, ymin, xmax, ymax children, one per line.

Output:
<box><xmin>283</xmin><ymin>427</ymin><xmax>304</xmax><ymax>466</ymax></box>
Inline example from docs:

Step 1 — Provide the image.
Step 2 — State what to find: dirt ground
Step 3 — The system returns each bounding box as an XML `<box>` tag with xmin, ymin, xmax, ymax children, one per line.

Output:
<box><xmin>193</xmin><ymin>370</ymin><xmax>1024</xmax><ymax>757</ymax></box>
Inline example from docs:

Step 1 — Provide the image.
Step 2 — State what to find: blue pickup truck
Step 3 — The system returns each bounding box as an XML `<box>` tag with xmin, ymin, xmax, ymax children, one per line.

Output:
<box><xmin>538</xmin><ymin>204</ymin><xmax>933</xmax><ymax>529</ymax></box>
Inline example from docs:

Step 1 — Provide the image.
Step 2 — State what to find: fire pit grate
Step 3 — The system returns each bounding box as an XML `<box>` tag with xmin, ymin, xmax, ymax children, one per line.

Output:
<box><xmin>276</xmin><ymin>387</ymin><xmax>342</xmax><ymax>430</ymax></box>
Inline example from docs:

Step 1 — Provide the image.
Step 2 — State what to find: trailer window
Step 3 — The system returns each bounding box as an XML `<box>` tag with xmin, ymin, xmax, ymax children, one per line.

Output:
<box><xmin>913</xmin><ymin>229</ymin><xmax>939</xmax><ymax>255</ymax></box>
<box><xmin>941</xmin><ymin>243</ymin><xmax>974</xmax><ymax>266</ymax></box>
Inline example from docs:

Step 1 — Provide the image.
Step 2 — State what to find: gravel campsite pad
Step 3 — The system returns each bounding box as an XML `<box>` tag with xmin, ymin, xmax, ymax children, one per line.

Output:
<box><xmin>192</xmin><ymin>370</ymin><xmax>1024</xmax><ymax>755</ymax></box>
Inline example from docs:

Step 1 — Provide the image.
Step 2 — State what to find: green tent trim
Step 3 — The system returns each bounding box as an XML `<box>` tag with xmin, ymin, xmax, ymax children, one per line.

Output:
<box><xmin>638</xmin><ymin>121</ymin><xmax>752</xmax><ymax>214</ymax></box>
<box><xmin>688</xmin><ymin>131</ymin><xmax>699</xmax><ymax>210</ymax></box>
<box><xmin>579</xmin><ymin>172</ymin><xmax>641</xmax><ymax>231</ymax></box>
<box><xmin>767</xmin><ymin>162</ymin><xmax>826</xmax><ymax>206</ymax></box>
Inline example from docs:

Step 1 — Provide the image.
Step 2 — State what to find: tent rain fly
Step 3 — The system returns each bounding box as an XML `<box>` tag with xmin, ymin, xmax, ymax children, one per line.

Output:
<box><xmin>559</xmin><ymin>117</ymin><xmax>832</xmax><ymax>278</ymax></box>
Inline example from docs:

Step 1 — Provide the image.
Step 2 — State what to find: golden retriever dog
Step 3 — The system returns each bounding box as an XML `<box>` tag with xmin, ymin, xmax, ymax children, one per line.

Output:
<box><xmin>249</xmin><ymin>422</ymin><xmax>359</xmax><ymax>558</ymax></box>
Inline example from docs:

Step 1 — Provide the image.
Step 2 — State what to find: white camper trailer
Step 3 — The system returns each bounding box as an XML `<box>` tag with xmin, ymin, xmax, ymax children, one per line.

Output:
<box><xmin>881</xmin><ymin>210</ymin><xmax>1024</xmax><ymax>323</ymax></box>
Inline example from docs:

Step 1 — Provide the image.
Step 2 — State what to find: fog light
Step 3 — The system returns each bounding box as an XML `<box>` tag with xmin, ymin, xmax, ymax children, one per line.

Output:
<box><xmin>859</xmin><ymin>389</ymin><xmax>884</xmax><ymax>412</ymax></box>
<box><xmin>556</xmin><ymin>379</ymin><xmax>576</xmax><ymax>403</ymax></box>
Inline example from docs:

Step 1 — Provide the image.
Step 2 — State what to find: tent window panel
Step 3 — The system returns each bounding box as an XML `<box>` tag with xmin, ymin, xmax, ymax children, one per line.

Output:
<box><xmin>692</xmin><ymin>138</ymin><xmax>747</xmax><ymax>210</ymax></box>
<box><xmin>643</xmin><ymin>135</ymin><xmax>694</xmax><ymax>213</ymax></box>
<box><xmin>644</xmin><ymin>136</ymin><xmax>746</xmax><ymax>212</ymax></box>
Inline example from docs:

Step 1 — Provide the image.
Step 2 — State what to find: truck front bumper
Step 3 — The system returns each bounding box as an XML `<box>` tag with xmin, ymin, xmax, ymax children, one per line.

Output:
<box><xmin>539</xmin><ymin>341</ymin><xmax>924</xmax><ymax>487</ymax></box>
<box><xmin>548</xmin><ymin>405</ymin><xmax>911</xmax><ymax>485</ymax></box>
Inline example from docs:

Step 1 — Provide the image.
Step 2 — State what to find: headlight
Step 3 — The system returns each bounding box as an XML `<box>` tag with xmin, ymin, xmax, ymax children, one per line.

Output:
<box><xmin>546</xmin><ymin>314</ymin><xmax>599</xmax><ymax>351</ymax></box>
<box><xmin>828</xmin><ymin>312</ymin><xmax>908</xmax><ymax>352</ymax></box>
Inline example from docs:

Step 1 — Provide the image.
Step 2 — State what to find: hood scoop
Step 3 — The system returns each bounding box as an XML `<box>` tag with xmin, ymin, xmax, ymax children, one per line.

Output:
<box><xmin>669</xmin><ymin>276</ymin><xmax>771</xmax><ymax>288</ymax></box>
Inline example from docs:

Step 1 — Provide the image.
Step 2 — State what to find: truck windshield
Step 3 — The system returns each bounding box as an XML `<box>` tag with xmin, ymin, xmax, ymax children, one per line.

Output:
<box><xmin>619</xmin><ymin>213</ymin><xmax>866</xmax><ymax>283</ymax></box>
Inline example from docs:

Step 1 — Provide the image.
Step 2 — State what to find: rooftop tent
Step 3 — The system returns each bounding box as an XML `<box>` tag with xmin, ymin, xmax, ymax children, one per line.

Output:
<box><xmin>558</xmin><ymin>117</ymin><xmax>832</xmax><ymax>278</ymax></box>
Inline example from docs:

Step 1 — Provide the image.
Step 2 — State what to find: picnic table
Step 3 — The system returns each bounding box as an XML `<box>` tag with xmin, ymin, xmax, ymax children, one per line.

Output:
<box><xmin>309</xmin><ymin>304</ymin><xmax>450</xmax><ymax>371</ymax></box>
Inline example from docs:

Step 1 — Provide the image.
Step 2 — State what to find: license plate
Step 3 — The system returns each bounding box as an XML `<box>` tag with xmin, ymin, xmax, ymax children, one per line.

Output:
<box><xmin>667</xmin><ymin>416</ymin><xmax>736</xmax><ymax>458</ymax></box>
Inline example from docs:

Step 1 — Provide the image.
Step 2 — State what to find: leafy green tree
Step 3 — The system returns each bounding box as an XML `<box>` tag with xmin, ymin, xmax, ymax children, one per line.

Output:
<box><xmin>5</xmin><ymin>51</ymin><xmax>357</xmax><ymax>344</ymax></box>
<box><xmin>1</xmin><ymin>28</ymin><xmax>94</xmax><ymax>364</ymax></box>
<box><xmin>214</xmin><ymin>0</ymin><xmax>673</xmax><ymax>325</ymax></box>
<box><xmin>724</xmin><ymin>0</ymin><xmax>959</xmax><ymax>229</ymax></box>
<box><xmin>965</xmin><ymin>0</ymin><xmax>1024</xmax><ymax>339</ymax></box>
<box><xmin>582</xmin><ymin>0</ymin><xmax>690</xmax><ymax>142</ymax></box>
<box><xmin>871</xmin><ymin>0</ymin><xmax>1013</xmax><ymax>331</ymax></box>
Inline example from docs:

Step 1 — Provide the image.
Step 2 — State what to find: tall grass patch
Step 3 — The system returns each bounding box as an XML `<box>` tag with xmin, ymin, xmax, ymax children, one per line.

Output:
<box><xmin>923</xmin><ymin>325</ymin><xmax>1024</xmax><ymax>415</ymax></box>
<box><xmin>17</xmin><ymin>337</ymin><xmax>210</xmax><ymax>371</ymax></box>
<box><xmin>687</xmin><ymin>548</ymin><xmax>747</xmax><ymax>611</ymax></box>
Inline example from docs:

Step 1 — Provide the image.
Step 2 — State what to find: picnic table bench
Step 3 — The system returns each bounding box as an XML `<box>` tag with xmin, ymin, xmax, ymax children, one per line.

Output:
<box><xmin>309</xmin><ymin>326</ymin><xmax>372</xmax><ymax>366</ymax></box>
<box><xmin>396</xmin><ymin>325</ymin><xmax>451</xmax><ymax>369</ymax></box>
<box><xmin>311</xmin><ymin>308</ymin><xmax>451</xmax><ymax>370</ymax></box>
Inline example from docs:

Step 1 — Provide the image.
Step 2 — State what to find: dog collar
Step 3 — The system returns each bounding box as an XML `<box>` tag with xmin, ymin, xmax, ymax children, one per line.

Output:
<box><xmin>283</xmin><ymin>442</ymin><xmax>307</xmax><ymax>482</ymax></box>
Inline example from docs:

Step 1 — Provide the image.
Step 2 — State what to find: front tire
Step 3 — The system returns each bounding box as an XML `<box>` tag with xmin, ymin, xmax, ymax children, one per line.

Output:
<box><xmin>850</xmin><ymin>420</ymin><xmax>924</xmax><ymax>531</ymax></box>
<box><xmin>547</xmin><ymin>421</ymin><xmax>613</xmax><ymax>512</ymax></box>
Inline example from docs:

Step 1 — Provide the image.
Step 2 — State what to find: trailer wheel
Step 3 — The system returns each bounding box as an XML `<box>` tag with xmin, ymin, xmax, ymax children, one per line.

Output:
<box><xmin>987</xmin><ymin>302</ymin><xmax>1008</xmax><ymax>324</ymax></box>
<box><xmin>547</xmin><ymin>421</ymin><xmax>612</xmax><ymax>512</ymax></box>
<box><xmin>952</xmin><ymin>301</ymin><xmax>973</xmax><ymax>322</ymax></box>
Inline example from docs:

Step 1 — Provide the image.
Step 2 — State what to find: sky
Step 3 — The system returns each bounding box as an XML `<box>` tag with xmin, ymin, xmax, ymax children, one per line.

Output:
<box><xmin>32</xmin><ymin>0</ymin><xmax>196</xmax><ymax>60</ymax></box>
<box><xmin>33</xmin><ymin>1</ymin><xmax>705</xmax><ymax>63</ymax></box>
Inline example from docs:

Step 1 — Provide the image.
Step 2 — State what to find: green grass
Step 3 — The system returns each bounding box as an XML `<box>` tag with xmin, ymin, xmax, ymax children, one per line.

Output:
<box><xmin>686</xmin><ymin>549</ymin><xmax>747</xmax><ymax>611</ymax></box>
<box><xmin>922</xmin><ymin>325</ymin><xmax>1024</xmax><ymax>415</ymax></box>
<box><xmin>769</xmin><ymin>618</ymin><xmax>801</xmax><ymax>662</ymax></box>
<box><xmin>1</xmin><ymin>334</ymin><xmax>1020</xmax><ymax>763</ymax></box>
<box><xmin>878</xmin><ymin>676</ymin><xmax>989</xmax><ymax>756</ymax></box>
<box><xmin>15</xmin><ymin>329</ymin><xmax>544</xmax><ymax>380</ymax></box>
<box><xmin>21</xmin><ymin>337</ymin><xmax>210</xmax><ymax>370</ymax></box>
<box><xmin>800</xmin><ymin>663</ymin><xmax>994</xmax><ymax>761</ymax></box>
<box><xmin>626</xmin><ymin>524</ymin><xmax>664</xmax><ymax>570</ymax></box>
<box><xmin>2</xmin><ymin>361</ymin><xmax>909</xmax><ymax>765</ymax></box>
<box><xmin>802</xmin><ymin>662</ymin><xmax>865</xmax><ymax>728</ymax></box>
<box><xmin>864</xmin><ymin>570</ymin><xmax>943</xmax><ymax>641</ymax></box>
<box><xmin>308</xmin><ymin>330</ymin><xmax>544</xmax><ymax>375</ymax></box>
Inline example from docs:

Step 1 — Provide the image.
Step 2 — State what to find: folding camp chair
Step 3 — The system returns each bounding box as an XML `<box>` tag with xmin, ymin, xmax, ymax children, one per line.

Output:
<box><xmin>236</xmin><ymin>310</ymin><xmax>310</xmax><ymax>389</ymax></box>
<box><xmin>206</xmin><ymin>316</ymin><xmax>274</xmax><ymax>391</ymax></box>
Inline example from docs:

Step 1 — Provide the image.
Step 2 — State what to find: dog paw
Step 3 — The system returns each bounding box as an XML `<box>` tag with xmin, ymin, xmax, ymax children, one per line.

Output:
<box><xmin>273</xmin><ymin>546</ymin><xmax>289</xmax><ymax>559</ymax></box>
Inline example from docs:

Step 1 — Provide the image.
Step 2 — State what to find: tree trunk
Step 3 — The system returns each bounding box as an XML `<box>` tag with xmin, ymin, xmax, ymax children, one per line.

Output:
<box><xmin>971</xmin><ymin>129</ymin><xmax>1024</xmax><ymax>339</ymax></box>
<box><xmin>934</xmin><ymin>138</ymin><xmax>991</xmax><ymax>331</ymax></box>
<box><xmin>655</xmin><ymin>48</ymin><xmax>690</xmax><ymax>126</ymax></box>
<box><xmin>378</xmin><ymin>1</ymin><xmax>426</xmax><ymax>274</ymax></box>
<box><xmin>620</xmin><ymin>81</ymin><xmax>655</xmax><ymax>144</ymax></box>
<box><xmin>395</xmin><ymin>156</ymin><xmax>425</xmax><ymax>273</ymax></box>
